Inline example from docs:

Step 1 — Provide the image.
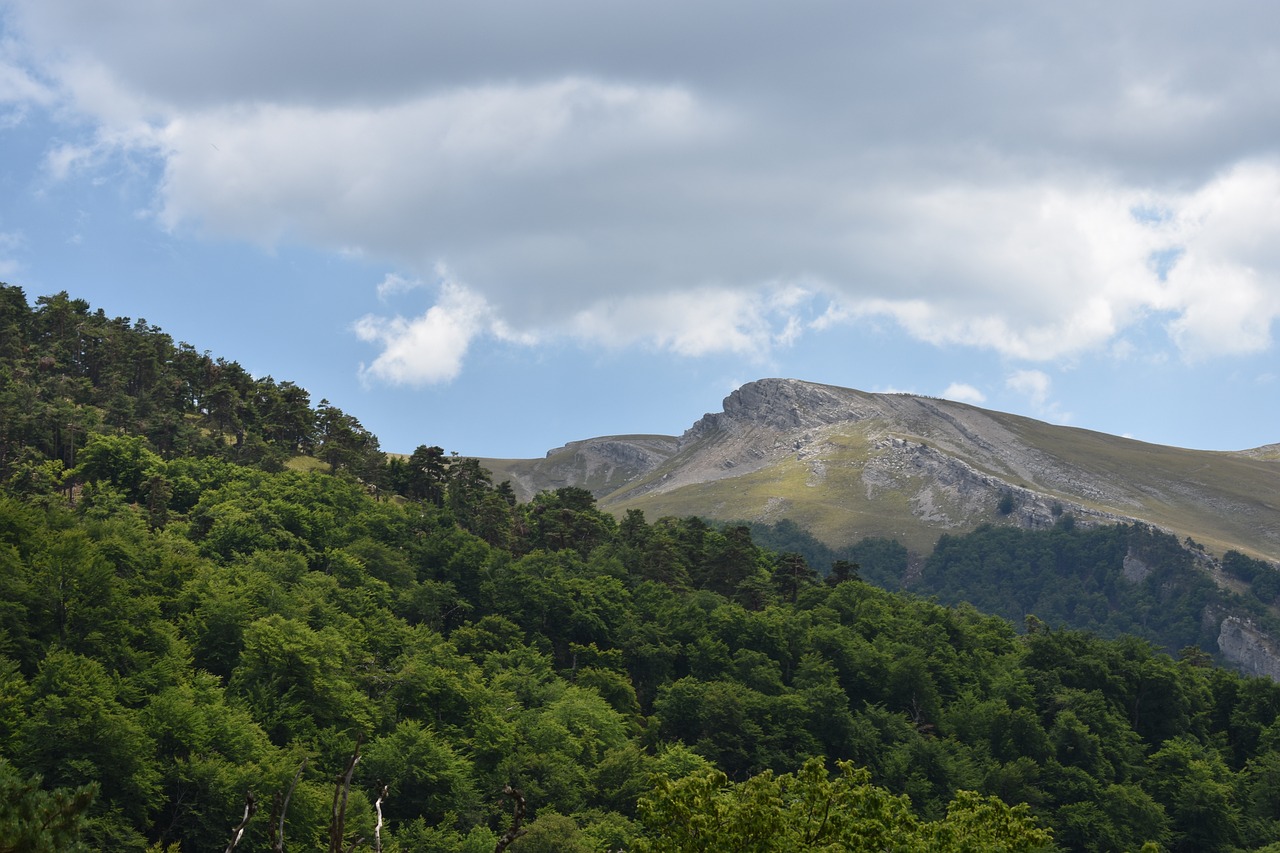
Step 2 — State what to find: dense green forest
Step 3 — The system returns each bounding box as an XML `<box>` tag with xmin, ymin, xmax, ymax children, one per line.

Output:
<box><xmin>5</xmin><ymin>285</ymin><xmax>1280</xmax><ymax>852</ymax></box>
<box><xmin>747</xmin><ymin>517</ymin><xmax>1280</xmax><ymax>665</ymax></box>
<box><xmin>919</xmin><ymin>524</ymin><xmax>1267</xmax><ymax>654</ymax></box>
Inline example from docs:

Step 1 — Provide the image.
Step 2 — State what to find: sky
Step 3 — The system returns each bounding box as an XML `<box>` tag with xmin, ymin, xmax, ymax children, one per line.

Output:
<box><xmin>1</xmin><ymin>1</ymin><xmax>1278</xmax><ymax>458</ymax></box>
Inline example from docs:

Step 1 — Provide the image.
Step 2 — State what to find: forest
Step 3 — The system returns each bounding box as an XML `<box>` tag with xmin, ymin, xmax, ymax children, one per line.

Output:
<box><xmin>4</xmin><ymin>285</ymin><xmax>1280</xmax><ymax>852</ymax></box>
<box><xmin>749</xmin><ymin>510</ymin><xmax>1279</xmax><ymax>661</ymax></box>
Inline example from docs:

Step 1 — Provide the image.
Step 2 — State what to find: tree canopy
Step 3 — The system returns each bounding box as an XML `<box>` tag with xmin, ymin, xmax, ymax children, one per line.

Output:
<box><xmin>4</xmin><ymin>285</ymin><xmax>1280</xmax><ymax>851</ymax></box>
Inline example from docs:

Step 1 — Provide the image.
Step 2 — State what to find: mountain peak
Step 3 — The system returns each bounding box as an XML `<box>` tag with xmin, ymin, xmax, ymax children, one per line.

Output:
<box><xmin>687</xmin><ymin>378</ymin><xmax>876</xmax><ymax>438</ymax></box>
<box><xmin>481</xmin><ymin>377</ymin><xmax>1280</xmax><ymax>563</ymax></box>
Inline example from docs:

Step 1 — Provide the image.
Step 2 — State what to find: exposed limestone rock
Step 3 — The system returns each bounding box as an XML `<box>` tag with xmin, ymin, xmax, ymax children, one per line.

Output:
<box><xmin>1121</xmin><ymin>553</ymin><xmax>1154</xmax><ymax>584</ymax></box>
<box><xmin>686</xmin><ymin>379</ymin><xmax>871</xmax><ymax>436</ymax></box>
<box><xmin>1217</xmin><ymin>616</ymin><xmax>1280</xmax><ymax>680</ymax></box>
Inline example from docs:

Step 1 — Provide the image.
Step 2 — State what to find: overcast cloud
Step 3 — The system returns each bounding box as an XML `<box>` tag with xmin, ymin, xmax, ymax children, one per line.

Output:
<box><xmin>4</xmin><ymin>0</ymin><xmax>1280</xmax><ymax>387</ymax></box>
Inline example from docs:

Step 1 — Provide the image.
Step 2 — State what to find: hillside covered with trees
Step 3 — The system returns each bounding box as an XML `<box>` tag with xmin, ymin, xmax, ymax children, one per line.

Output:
<box><xmin>746</xmin><ymin>515</ymin><xmax>1280</xmax><ymax>671</ymax></box>
<box><xmin>5</xmin><ymin>286</ymin><xmax>1280</xmax><ymax>852</ymax></box>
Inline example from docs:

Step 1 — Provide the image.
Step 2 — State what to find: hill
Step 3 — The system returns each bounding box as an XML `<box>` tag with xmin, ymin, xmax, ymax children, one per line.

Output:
<box><xmin>10</xmin><ymin>286</ymin><xmax>1280</xmax><ymax>850</ymax></box>
<box><xmin>481</xmin><ymin>378</ymin><xmax>1280</xmax><ymax>563</ymax></box>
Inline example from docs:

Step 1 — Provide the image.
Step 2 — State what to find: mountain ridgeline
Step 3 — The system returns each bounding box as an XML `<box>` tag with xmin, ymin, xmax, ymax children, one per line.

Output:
<box><xmin>482</xmin><ymin>378</ymin><xmax>1280</xmax><ymax>564</ymax></box>
<box><xmin>8</xmin><ymin>285</ymin><xmax>1280</xmax><ymax>851</ymax></box>
<box><xmin>481</xmin><ymin>377</ymin><xmax>1280</xmax><ymax>674</ymax></box>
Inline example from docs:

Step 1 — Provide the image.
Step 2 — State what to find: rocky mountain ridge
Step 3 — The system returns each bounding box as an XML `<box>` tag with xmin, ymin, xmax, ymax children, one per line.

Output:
<box><xmin>482</xmin><ymin>377</ymin><xmax>1280</xmax><ymax>677</ymax></box>
<box><xmin>482</xmin><ymin>378</ymin><xmax>1280</xmax><ymax>564</ymax></box>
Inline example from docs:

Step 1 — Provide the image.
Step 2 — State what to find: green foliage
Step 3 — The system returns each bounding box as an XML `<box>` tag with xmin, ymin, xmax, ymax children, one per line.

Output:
<box><xmin>360</xmin><ymin>720</ymin><xmax>479</xmax><ymax>827</ymax></box>
<box><xmin>0</xmin><ymin>758</ymin><xmax>96</xmax><ymax>853</ymax></box>
<box><xmin>634</xmin><ymin>758</ymin><xmax>1051</xmax><ymax>852</ymax></box>
<box><xmin>1224</xmin><ymin>550</ymin><xmax>1280</xmax><ymax>606</ymax></box>
<box><xmin>919</xmin><ymin>522</ymin><xmax>1237</xmax><ymax>656</ymax></box>
<box><xmin>9</xmin><ymin>285</ymin><xmax>1280</xmax><ymax>851</ymax></box>
<box><xmin>746</xmin><ymin>519</ymin><xmax>908</xmax><ymax>587</ymax></box>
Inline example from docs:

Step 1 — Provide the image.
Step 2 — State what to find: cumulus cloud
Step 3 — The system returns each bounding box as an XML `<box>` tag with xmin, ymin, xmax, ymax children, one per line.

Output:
<box><xmin>567</xmin><ymin>285</ymin><xmax>815</xmax><ymax>357</ymax></box>
<box><xmin>942</xmin><ymin>383</ymin><xmax>986</xmax><ymax>405</ymax></box>
<box><xmin>354</xmin><ymin>282</ymin><xmax>495</xmax><ymax>386</ymax></box>
<box><xmin>1160</xmin><ymin>161</ymin><xmax>1280</xmax><ymax>358</ymax></box>
<box><xmin>7</xmin><ymin>0</ymin><xmax>1280</xmax><ymax>379</ymax></box>
<box><xmin>1006</xmin><ymin>369</ymin><xmax>1071</xmax><ymax>424</ymax></box>
<box><xmin>1007</xmin><ymin>370</ymin><xmax>1052</xmax><ymax>407</ymax></box>
<box><xmin>375</xmin><ymin>273</ymin><xmax>425</xmax><ymax>301</ymax></box>
<box><xmin>146</xmin><ymin>77</ymin><xmax>710</xmax><ymax>237</ymax></box>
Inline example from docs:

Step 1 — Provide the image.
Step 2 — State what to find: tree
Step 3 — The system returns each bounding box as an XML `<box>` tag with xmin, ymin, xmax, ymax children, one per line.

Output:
<box><xmin>771</xmin><ymin>552</ymin><xmax>817</xmax><ymax>603</ymax></box>
<box><xmin>72</xmin><ymin>432</ymin><xmax>163</xmax><ymax>503</ymax></box>
<box><xmin>315</xmin><ymin>401</ymin><xmax>381</xmax><ymax>480</ymax></box>
<box><xmin>522</xmin><ymin>487</ymin><xmax>616</xmax><ymax>557</ymax></box>
<box><xmin>701</xmin><ymin>525</ymin><xmax>764</xmax><ymax>603</ymax></box>
<box><xmin>229</xmin><ymin>615</ymin><xmax>373</xmax><ymax>743</ymax></box>
<box><xmin>0</xmin><ymin>758</ymin><xmax>96</xmax><ymax>853</ymax></box>
<box><xmin>404</xmin><ymin>445</ymin><xmax>448</xmax><ymax>505</ymax></box>
<box><xmin>1146</xmin><ymin>737</ymin><xmax>1240</xmax><ymax>851</ymax></box>
<box><xmin>634</xmin><ymin>758</ymin><xmax>1051</xmax><ymax>852</ymax></box>
<box><xmin>826</xmin><ymin>559</ymin><xmax>861</xmax><ymax>586</ymax></box>
<box><xmin>19</xmin><ymin>649</ymin><xmax>159</xmax><ymax>833</ymax></box>
<box><xmin>359</xmin><ymin>720</ymin><xmax>479</xmax><ymax>827</ymax></box>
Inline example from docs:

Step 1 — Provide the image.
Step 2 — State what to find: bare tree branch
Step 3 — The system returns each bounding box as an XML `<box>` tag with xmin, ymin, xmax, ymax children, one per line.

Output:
<box><xmin>271</xmin><ymin>757</ymin><xmax>308</xmax><ymax>853</ymax></box>
<box><xmin>224</xmin><ymin>791</ymin><xmax>257</xmax><ymax>853</ymax></box>
<box><xmin>494</xmin><ymin>784</ymin><xmax>527</xmax><ymax>853</ymax></box>
<box><xmin>374</xmin><ymin>784</ymin><xmax>390</xmax><ymax>853</ymax></box>
<box><xmin>329</xmin><ymin>738</ymin><xmax>363</xmax><ymax>853</ymax></box>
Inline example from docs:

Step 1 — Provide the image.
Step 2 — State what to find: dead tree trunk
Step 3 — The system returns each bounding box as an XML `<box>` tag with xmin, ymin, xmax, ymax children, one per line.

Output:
<box><xmin>270</xmin><ymin>758</ymin><xmax>308</xmax><ymax>853</ymax></box>
<box><xmin>494</xmin><ymin>785</ymin><xmax>527</xmax><ymax>853</ymax></box>
<box><xmin>224</xmin><ymin>791</ymin><xmax>257</xmax><ymax>853</ymax></box>
<box><xmin>373</xmin><ymin>784</ymin><xmax>390</xmax><ymax>853</ymax></box>
<box><xmin>329</xmin><ymin>739</ymin><xmax>363</xmax><ymax>853</ymax></box>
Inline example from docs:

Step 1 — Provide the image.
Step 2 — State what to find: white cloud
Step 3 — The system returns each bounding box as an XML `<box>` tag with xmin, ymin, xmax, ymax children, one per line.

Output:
<box><xmin>0</xmin><ymin>52</ymin><xmax>52</xmax><ymax>127</ymax></box>
<box><xmin>1160</xmin><ymin>161</ymin><xmax>1280</xmax><ymax>358</ymax></box>
<box><xmin>42</xmin><ymin>142</ymin><xmax>95</xmax><ymax>181</ymax></box>
<box><xmin>568</xmin><ymin>288</ymin><xmax>778</xmax><ymax>358</ymax></box>
<box><xmin>354</xmin><ymin>282</ymin><xmax>494</xmax><ymax>386</ymax></box>
<box><xmin>0</xmin><ymin>60</ymin><xmax>46</xmax><ymax>105</ymax></box>
<box><xmin>375</xmin><ymin>273</ymin><xmax>424</xmax><ymax>301</ymax></box>
<box><xmin>824</xmin><ymin>179</ymin><xmax>1169</xmax><ymax>359</ymax></box>
<box><xmin>150</xmin><ymin>78</ymin><xmax>713</xmax><ymax>249</ymax></box>
<box><xmin>1006</xmin><ymin>369</ymin><xmax>1071</xmax><ymax>424</ymax></box>
<box><xmin>942</xmin><ymin>383</ymin><xmax>986</xmax><ymax>405</ymax></box>
<box><xmin>1007</xmin><ymin>370</ymin><xmax>1052</xmax><ymax>407</ymax></box>
<box><xmin>8</xmin><ymin>0</ymin><xmax>1280</xmax><ymax>379</ymax></box>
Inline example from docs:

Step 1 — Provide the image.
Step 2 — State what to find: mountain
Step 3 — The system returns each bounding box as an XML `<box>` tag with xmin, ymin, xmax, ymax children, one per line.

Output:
<box><xmin>481</xmin><ymin>378</ymin><xmax>1280</xmax><ymax>563</ymax></box>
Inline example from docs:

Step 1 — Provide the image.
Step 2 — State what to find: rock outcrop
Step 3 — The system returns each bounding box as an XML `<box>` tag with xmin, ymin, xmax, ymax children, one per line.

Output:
<box><xmin>1217</xmin><ymin>616</ymin><xmax>1280</xmax><ymax>680</ymax></box>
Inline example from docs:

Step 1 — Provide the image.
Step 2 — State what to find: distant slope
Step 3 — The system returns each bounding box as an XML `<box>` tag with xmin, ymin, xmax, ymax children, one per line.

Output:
<box><xmin>482</xmin><ymin>435</ymin><xmax>679</xmax><ymax>501</ymax></box>
<box><xmin>481</xmin><ymin>378</ymin><xmax>1280</xmax><ymax>562</ymax></box>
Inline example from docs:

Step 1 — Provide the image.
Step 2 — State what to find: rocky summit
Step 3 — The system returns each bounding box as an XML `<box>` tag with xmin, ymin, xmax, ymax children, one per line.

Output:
<box><xmin>482</xmin><ymin>378</ymin><xmax>1280</xmax><ymax>562</ymax></box>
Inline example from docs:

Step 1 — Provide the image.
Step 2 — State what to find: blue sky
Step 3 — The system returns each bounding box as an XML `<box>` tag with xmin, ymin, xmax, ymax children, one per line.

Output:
<box><xmin>2</xmin><ymin>1</ymin><xmax>1278</xmax><ymax>458</ymax></box>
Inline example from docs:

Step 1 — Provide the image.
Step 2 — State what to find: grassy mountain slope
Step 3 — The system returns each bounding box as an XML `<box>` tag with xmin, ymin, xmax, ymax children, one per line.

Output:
<box><xmin>482</xmin><ymin>378</ymin><xmax>1280</xmax><ymax>562</ymax></box>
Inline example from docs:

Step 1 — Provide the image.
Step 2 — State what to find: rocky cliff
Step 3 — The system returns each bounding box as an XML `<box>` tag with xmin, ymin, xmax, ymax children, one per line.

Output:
<box><xmin>1218</xmin><ymin>616</ymin><xmax>1280</xmax><ymax>680</ymax></box>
